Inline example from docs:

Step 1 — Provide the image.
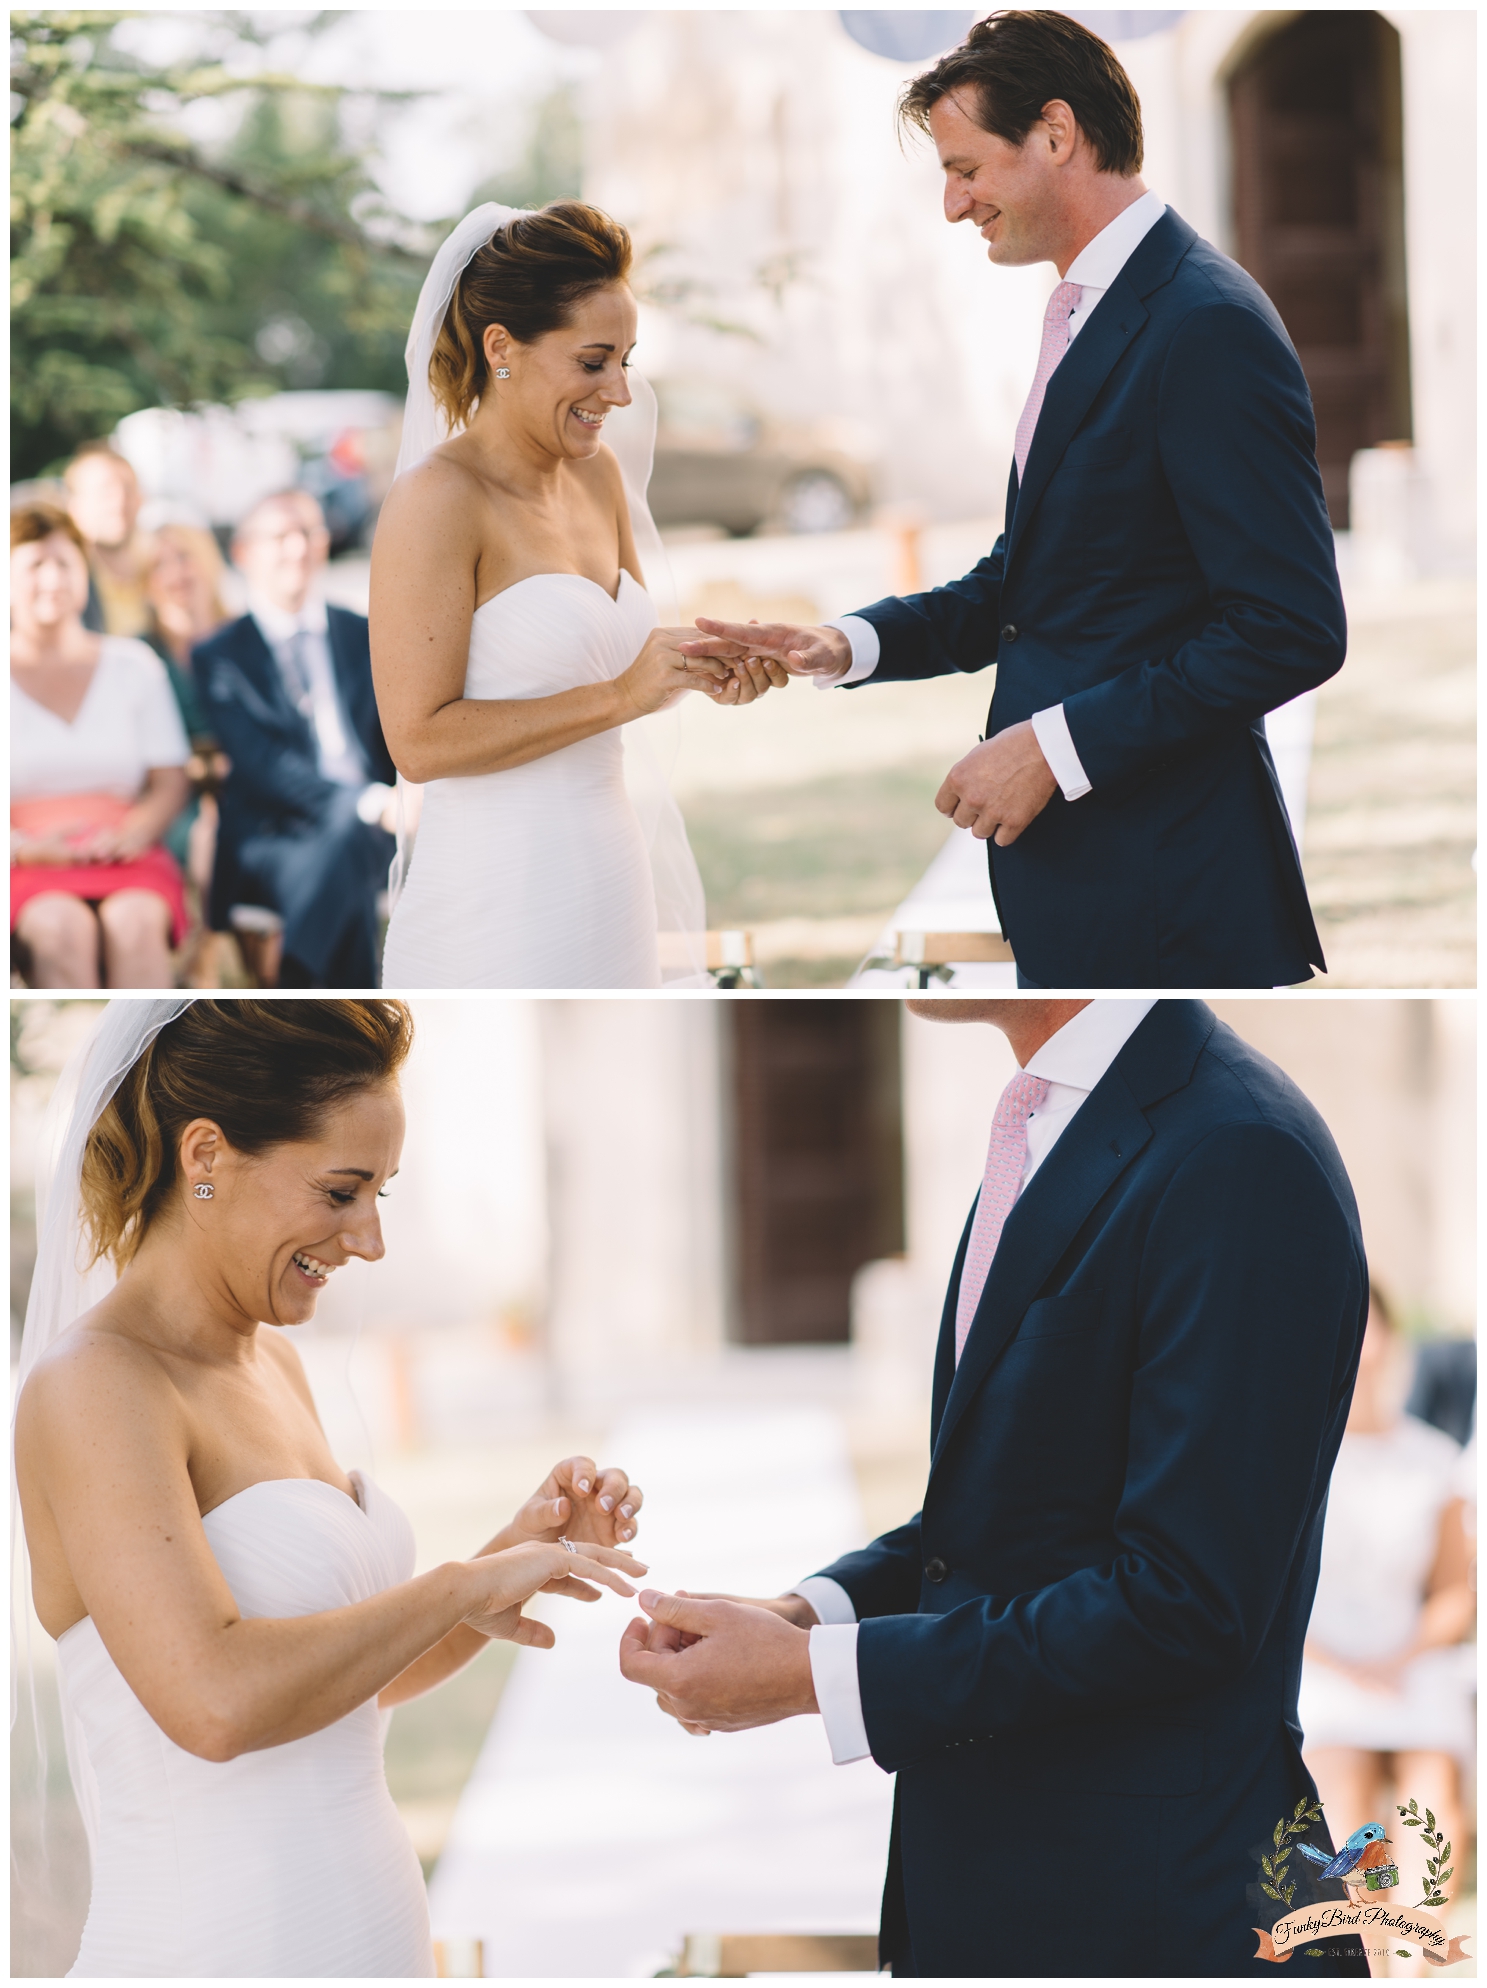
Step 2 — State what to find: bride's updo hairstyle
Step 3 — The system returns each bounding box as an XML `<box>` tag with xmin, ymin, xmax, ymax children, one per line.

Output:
<box><xmin>80</xmin><ymin>1000</ymin><xmax>414</xmax><ymax>1269</ymax></box>
<box><xmin>428</xmin><ymin>200</ymin><xmax>634</xmax><ymax>430</ymax></box>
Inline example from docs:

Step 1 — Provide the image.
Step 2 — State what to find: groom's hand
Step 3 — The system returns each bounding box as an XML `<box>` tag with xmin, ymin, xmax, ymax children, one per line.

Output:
<box><xmin>936</xmin><ymin>722</ymin><xmax>1059</xmax><ymax>846</ymax></box>
<box><xmin>679</xmin><ymin>617</ymin><xmax>852</xmax><ymax>682</ymax></box>
<box><xmin>618</xmin><ymin>1590</ymin><xmax>818</xmax><ymax>1735</ymax></box>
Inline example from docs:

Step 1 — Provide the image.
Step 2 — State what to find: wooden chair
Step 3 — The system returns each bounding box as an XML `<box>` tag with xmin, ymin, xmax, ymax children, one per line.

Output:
<box><xmin>893</xmin><ymin>929</ymin><xmax>1015</xmax><ymax>988</ymax></box>
<box><xmin>227</xmin><ymin>904</ymin><xmax>285</xmax><ymax>988</ymax></box>
<box><xmin>433</xmin><ymin>1938</ymin><xmax>483</xmax><ymax>1978</ymax></box>
<box><xmin>658</xmin><ymin>929</ymin><xmax>762</xmax><ymax>988</ymax></box>
<box><xmin>669</xmin><ymin>1932</ymin><xmax>880</xmax><ymax>1976</ymax></box>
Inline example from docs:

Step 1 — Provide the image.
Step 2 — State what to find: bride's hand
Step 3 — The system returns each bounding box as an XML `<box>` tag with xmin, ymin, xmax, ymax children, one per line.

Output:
<box><xmin>508</xmin><ymin>1455</ymin><xmax>644</xmax><ymax>1549</ymax></box>
<box><xmin>617</xmin><ymin>629</ymin><xmax>731</xmax><ymax>717</ymax></box>
<box><xmin>460</xmin><ymin>1539</ymin><xmax>648</xmax><ymax>1646</ymax></box>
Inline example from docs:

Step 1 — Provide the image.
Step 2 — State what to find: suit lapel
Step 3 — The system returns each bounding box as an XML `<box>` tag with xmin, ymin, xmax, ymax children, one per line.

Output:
<box><xmin>228</xmin><ymin>616</ymin><xmax>309</xmax><ymax>738</ymax></box>
<box><xmin>930</xmin><ymin>1206</ymin><xmax>975</xmax><ymax>1444</ymax></box>
<box><xmin>1003</xmin><ymin>207</ymin><xmax>1200</xmax><ymax>571</ymax></box>
<box><xmin>927</xmin><ymin>1002</ymin><xmax>1216</xmax><ymax>1476</ymax></box>
<box><xmin>931</xmin><ymin>1070</ymin><xmax>1153</xmax><ymax>1471</ymax></box>
<box><xmin>1004</xmin><ymin>276</ymin><xmax>1148</xmax><ymax>569</ymax></box>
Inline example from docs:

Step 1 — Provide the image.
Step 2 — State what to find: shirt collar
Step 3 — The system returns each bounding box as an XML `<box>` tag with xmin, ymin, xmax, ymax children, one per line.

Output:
<box><xmin>1024</xmin><ymin>999</ymin><xmax>1158</xmax><ymax>1094</ymax></box>
<box><xmin>1064</xmin><ymin>190</ymin><xmax>1167</xmax><ymax>292</ymax></box>
<box><xmin>248</xmin><ymin>592</ymin><xmax>329</xmax><ymax>644</ymax></box>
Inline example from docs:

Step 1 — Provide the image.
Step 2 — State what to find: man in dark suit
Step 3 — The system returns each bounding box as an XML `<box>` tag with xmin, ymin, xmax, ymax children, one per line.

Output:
<box><xmin>681</xmin><ymin>12</ymin><xmax>1346</xmax><ymax>988</ymax></box>
<box><xmin>192</xmin><ymin>489</ymin><xmax>396</xmax><ymax>987</ymax></box>
<box><xmin>619</xmin><ymin>1000</ymin><xmax>1371</xmax><ymax>1977</ymax></box>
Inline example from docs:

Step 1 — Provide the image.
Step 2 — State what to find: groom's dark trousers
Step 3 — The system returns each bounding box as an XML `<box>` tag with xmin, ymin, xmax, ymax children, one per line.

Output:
<box><xmin>848</xmin><ymin>209</ymin><xmax>1347</xmax><ymax>987</ymax></box>
<box><xmin>811</xmin><ymin>1002</ymin><xmax>1369</xmax><ymax>1978</ymax></box>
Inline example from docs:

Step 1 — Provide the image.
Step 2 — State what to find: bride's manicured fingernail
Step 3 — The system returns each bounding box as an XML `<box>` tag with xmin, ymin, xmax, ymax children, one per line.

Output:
<box><xmin>600</xmin><ymin>1496</ymin><xmax>614</xmax><ymax>1511</ymax></box>
<box><xmin>622</xmin><ymin>1527</ymin><xmax>635</xmax><ymax>1540</ymax></box>
<box><xmin>620</xmin><ymin>1504</ymin><xmax>634</xmax><ymax>1518</ymax></box>
<box><xmin>578</xmin><ymin>1479</ymin><xmax>591</xmax><ymax>1492</ymax></box>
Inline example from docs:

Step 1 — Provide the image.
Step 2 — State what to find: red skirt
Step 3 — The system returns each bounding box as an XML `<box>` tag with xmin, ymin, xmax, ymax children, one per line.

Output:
<box><xmin>11</xmin><ymin>845</ymin><xmax>190</xmax><ymax>946</ymax></box>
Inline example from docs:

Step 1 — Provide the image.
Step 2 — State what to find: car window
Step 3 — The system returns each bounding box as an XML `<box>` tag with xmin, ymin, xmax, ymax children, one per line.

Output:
<box><xmin>655</xmin><ymin>381</ymin><xmax>761</xmax><ymax>451</ymax></box>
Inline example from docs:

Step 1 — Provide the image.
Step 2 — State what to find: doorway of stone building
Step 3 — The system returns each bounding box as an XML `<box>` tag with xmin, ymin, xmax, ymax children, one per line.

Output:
<box><xmin>1229</xmin><ymin>10</ymin><xmax>1412</xmax><ymax>527</ymax></box>
<box><xmin>727</xmin><ymin>1000</ymin><xmax>905</xmax><ymax>1344</ymax></box>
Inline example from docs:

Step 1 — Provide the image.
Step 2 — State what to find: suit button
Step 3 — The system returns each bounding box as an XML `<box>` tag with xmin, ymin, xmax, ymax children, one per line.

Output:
<box><xmin>925</xmin><ymin>1557</ymin><xmax>948</xmax><ymax>1584</ymax></box>
<box><xmin>1000</xmin><ymin>624</ymin><xmax>1018</xmax><ymax>643</ymax></box>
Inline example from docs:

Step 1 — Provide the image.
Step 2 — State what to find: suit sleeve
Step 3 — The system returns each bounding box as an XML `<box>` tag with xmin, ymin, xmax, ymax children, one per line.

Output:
<box><xmin>1060</xmin><ymin>301</ymin><xmax>1347</xmax><ymax>798</ymax></box>
<box><xmin>331</xmin><ymin>610</ymin><xmax>398</xmax><ymax>787</ymax></box>
<box><xmin>192</xmin><ymin>642</ymin><xmax>338</xmax><ymax>822</ymax></box>
<box><xmin>854</xmin><ymin>1122</ymin><xmax>1365</xmax><ymax>1771</ymax></box>
<box><xmin>845</xmin><ymin>539</ymin><xmax>1006</xmax><ymax>686</ymax></box>
<box><xmin>811</xmin><ymin>1513</ymin><xmax>924</xmax><ymax>1620</ymax></box>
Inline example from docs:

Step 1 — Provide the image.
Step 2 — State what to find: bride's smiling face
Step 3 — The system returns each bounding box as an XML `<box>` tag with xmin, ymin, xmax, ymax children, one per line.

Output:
<box><xmin>175</xmin><ymin>1084</ymin><xmax>405</xmax><ymax>1330</ymax></box>
<box><xmin>483</xmin><ymin>282</ymin><xmax>639</xmax><ymax>459</ymax></box>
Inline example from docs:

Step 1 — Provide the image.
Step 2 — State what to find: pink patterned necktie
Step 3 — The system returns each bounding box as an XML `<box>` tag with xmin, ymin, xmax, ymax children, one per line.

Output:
<box><xmin>955</xmin><ymin>1070</ymin><xmax>1052</xmax><ymax>1363</ymax></box>
<box><xmin>1013</xmin><ymin>281</ymin><xmax>1082</xmax><ymax>482</ymax></box>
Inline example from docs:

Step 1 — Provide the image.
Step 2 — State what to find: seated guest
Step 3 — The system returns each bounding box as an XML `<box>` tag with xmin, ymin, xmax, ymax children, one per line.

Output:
<box><xmin>192</xmin><ymin>489</ymin><xmax>396</xmax><ymax>988</ymax></box>
<box><xmin>63</xmin><ymin>444</ymin><xmax>152</xmax><ymax>639</ymax></box>
<box><xmin>1300</xmin><ymin>1280</ymin><xmax>1475</xmax><ymax>1914</ymax></box>
<box><xmin>10</xmin><ymin>504</ymin><xmax>191</xmax><ymax>988</ymax></box>
<box><xmin>142</xmin><ymin>522</ymin><xmax>231</xmax><ymax>882</ymax></box>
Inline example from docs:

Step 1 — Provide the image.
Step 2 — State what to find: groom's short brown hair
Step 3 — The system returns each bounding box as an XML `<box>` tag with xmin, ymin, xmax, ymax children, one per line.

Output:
<box><xmin>900</xmin><ymin>10</ymin><xmax>1144</xmax><ymax>177</ymax></box>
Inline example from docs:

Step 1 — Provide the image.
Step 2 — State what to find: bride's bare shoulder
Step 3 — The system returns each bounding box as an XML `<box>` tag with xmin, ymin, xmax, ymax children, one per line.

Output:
<box><xmin>373</xmin><ymin>450</ymin><xmax>486</xmax><ymax>551</ymax></box>
<box><xmin>16</xmin><ymin>1315</ymin><xmax>183</xmax><ymax>1453</ymax></box>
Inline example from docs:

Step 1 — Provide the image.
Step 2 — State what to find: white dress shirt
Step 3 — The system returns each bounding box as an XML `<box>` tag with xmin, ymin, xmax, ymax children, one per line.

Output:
<box><xmin>249</xmin><ymin>594</ymin><xmax>394</xmax><ymax>823</ymax></box>
<box><xmin>796</xmin><ymin>997</ymin><xmax>1157</xmax><ymax>1766</ymax></box>
<box><xmin>822</xmin><ymin>193</ymin><xmax>1169</xmax><ymax>807</ymax></box>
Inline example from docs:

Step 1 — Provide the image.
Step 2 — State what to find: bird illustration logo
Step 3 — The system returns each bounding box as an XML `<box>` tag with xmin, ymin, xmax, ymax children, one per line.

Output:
<box><xmin>1297</xmin><ymin>1822</ymin><xmax>1392</xmax><ymax>1884</ymax></box>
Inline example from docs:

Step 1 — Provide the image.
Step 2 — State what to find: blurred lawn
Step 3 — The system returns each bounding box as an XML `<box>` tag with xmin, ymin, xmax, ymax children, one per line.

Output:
<box><xmin>681</xmin><ymin>759</ymin><xmax>951</xmax><ymax>923</ymax></box>
<box><xmin>681</xmin><ymin>758</ymin><xmax>955</xmax><ymax>987</ymax></box>
<box><xmin>385</xmin><ymin>1641</ymin><xmax>518</xmax><ymax>1879</ymax></box>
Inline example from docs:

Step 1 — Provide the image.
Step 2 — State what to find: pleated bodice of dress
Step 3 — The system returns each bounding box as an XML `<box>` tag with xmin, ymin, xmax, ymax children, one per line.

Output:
<box><xmin>60</xmin><ymin>1472</ymin><xmax>434</xmax><ymax>1979</ymax></box>
<box><xmin>381</xmin><ymin>569</ymin><xmax>666</xmax><ymax>989</ymax></box>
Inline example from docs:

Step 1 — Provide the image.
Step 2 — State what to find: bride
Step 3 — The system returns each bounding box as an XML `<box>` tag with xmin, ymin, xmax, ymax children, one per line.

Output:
<box><xmin>373</xmin><ymin>199</ymin><xmax>784</xmax><ymax>988</ymax></box>
<box><xmin>13</xmin><ymin>998</ymin><xmax>647</xmax><ymax>1977</ymax></box>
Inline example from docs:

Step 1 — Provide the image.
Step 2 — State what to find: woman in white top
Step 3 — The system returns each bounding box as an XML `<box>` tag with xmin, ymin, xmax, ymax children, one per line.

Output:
<box><xmin>14</xmin><ymin>998</ymin><xmax>648</xmax><ymax>1976</ymax></box>
<box><xmin>1300</xmin><ymin>1281</ymin><xmax>1474</xmax><ymax>1910</ymax></box>
<box><xmin>11</xmin><ymin>502</ymin><xmax>191</xmax><ymax>987</ymax></box>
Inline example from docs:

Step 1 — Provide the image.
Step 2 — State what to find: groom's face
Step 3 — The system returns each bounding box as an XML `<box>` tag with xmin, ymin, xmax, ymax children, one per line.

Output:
<box><xmin>929</xmin><ymin>88</ymin><xmax>1067</xmax><ymax>267</ymax></box>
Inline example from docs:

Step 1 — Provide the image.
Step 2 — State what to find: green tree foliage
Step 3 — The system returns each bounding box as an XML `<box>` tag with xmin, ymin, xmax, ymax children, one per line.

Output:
<box><xmin>471</xmin><ymin>83</ymin><xmax>584</xmax><ymax>213</ymax></box>
<box><xmin>11</xmin><ymin>11</ymin><xmax>427</xmax><ymax>480</ymax></box>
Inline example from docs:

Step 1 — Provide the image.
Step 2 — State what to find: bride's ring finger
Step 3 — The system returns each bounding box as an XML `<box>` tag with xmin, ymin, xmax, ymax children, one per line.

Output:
<box><xmin>559</xmin><ymin>1537</ymin><xmax>577</xmax><ymax>1554</ymax></box>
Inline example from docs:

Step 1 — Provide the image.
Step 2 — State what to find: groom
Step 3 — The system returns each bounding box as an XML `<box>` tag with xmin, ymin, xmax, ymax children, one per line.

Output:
<box><xmin>619</xmin><ymin>1000</ymin><xmax>1371</xmax><ymax>1977</ymax></box>
<box><xmin>681</xmin><ymin>12</ymin><xmax>1347</xmax><ymax>989</ymax></box>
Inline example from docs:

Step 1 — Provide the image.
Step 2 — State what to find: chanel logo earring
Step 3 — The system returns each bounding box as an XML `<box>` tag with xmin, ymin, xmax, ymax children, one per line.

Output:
<box><xmin>194</xmin><ymin>1183</ymin><xmax>214</xmax><ymax>1200</ymax></box>
<box><xmin>495</xmin><ymin>367</ymin><xmax>511</xmax><ymax>379</ymax></box>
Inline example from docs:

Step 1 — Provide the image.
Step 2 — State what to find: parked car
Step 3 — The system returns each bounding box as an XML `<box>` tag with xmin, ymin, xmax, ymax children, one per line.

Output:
<box><xmin>648</xmin><ymin>378</ymin><xmax>876</xmax><ymax>535</ymax></box>
<box><xmin>111</xmin><ymin>391</ymin><xmax>402</xmax><ymax>553</ymax></box>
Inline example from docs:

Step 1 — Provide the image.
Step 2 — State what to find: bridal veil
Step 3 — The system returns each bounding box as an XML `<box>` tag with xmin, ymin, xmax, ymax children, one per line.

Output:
<box><xmin>12</xmin><ymin>1000</ymin><xmax>193</xmax><ymax>1878</ymax></box>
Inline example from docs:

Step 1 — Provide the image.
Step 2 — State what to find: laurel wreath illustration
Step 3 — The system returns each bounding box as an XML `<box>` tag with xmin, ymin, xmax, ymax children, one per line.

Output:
<box><xmin>1396</xmin><ymin>1799</ymin><xmax>1453</xmax><ymax>1910</ymax></box>
<box><xmin>1260</xmin><ymin>1797</ymin><xmax>1325</xmax><ymax>1907</ymax></box>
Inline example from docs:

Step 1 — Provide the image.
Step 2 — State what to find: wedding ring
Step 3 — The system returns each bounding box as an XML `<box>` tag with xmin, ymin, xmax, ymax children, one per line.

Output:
<box><xmin>559</xmin><ymin>1537</ymin><xmax>577</xmax><ymax>1553</ymax></box>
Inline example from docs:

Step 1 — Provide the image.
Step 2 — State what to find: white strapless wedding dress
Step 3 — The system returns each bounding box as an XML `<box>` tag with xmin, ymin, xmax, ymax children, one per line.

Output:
<box><xmin>382</xmin><ymin>569</ymin><xmax>700</xmax><ymax>989</ymax></box>
<box><xmin>58</xmin><ymin>1473</ymin><xmax>434</xmax><ymax>1978</ymax></box>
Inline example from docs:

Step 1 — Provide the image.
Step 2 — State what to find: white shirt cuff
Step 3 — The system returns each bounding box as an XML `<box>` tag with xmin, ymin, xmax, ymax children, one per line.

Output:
<box><xmin>356</xmin><ymin>781</ymin><xmax>396</xmax><ymax>825</ymax></box>
<box><xmin>1030</xmin><ymin>703</ymin><xmax>1092</xmax><ymax>802</ymax></box>
<box><xmin>808</xmin><ymin>1623</ymin><xmax>872</xmax><ymax>1765</ymax></box>
<box><xmin>818</xmin><ymin>615</ymin><xmax>880</xmax><ymax>689</ymax></box>
<box><xmin>791</xmin><ymin>1576</ymin><xmax>857</xmax><ymax>1626</ymax></box>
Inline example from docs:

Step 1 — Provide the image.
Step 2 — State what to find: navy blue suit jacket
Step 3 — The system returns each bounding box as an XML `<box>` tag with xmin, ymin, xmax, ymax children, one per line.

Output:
<box><xmin>851</xmin><ymin>211</ymin><xmax>1346</xmax><ymax>988</ymax></box>
<box><xmin>813</xmin><ymin>1003</ymin><xmax>1368</xmax><ymax>1977</ymax></box>
<box><xmin>192</xmin><ymin>607</ymin><xmax>395</xmax><ymax>934</ymax></box>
